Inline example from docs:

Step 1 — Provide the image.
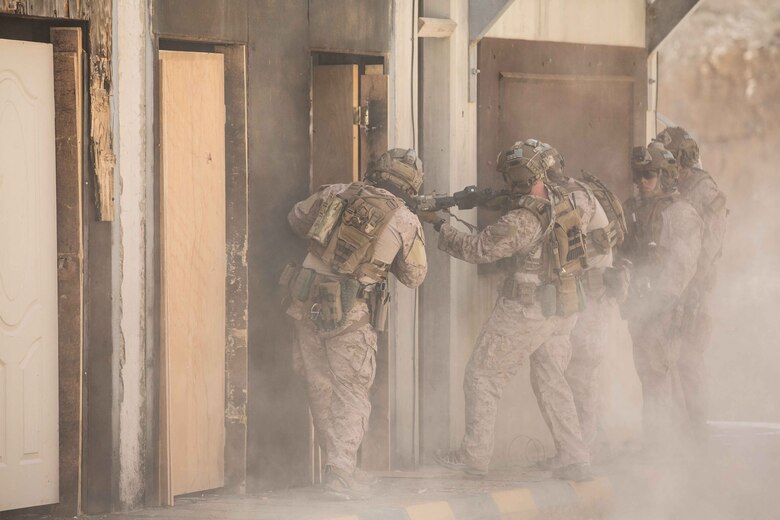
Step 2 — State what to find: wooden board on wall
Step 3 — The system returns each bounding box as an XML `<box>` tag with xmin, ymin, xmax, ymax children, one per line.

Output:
<box><xmin>51</xmin><ymin>26</ymin><xmax>84</xmax><ymax>517</ymax></box>
<box><xmin>311</xmin><ymin>64</ymin><xmax>358</xmax><ymax>191</ymax></box>
<box><xmin>159</xmin><ymin>49</ymin><xmax>226</xmax><ymax>503</ymax></box>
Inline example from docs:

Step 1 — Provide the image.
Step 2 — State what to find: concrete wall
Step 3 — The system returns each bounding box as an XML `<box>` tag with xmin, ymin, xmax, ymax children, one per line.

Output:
<box><xmin>115</xmin><ymin>0</ymin><xmax>151</xmax><ymax>509</ymax></box>
<box><xmin>487</xmin><ymin>0</ymin><xmax>645</xmax><ymax>48</ymax></box>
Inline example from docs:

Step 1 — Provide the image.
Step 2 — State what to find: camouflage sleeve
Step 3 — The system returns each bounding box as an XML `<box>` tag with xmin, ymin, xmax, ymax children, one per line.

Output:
<box><xmin>437</xmin><ymin>208</ymin><xmax>544</xmax><ymax>264</ymax></box>
<box><xmin>390</xmin><ymin>209</ymin><xmax>428</xmax><ymax>288</ymax></box>
<box><xmin>698</xmin><ymin>177</ymin><xmax>728</xmax><ymax>267</ymax></box>
<box><xmin>287</xmin><ymin>184</ymin><xmax>343</xmax><ymax>239</ymax></box>
<box><xmin>655</xmin><ymin>200</ymin><xmax>703</xmax><ymax>300</ymax></box>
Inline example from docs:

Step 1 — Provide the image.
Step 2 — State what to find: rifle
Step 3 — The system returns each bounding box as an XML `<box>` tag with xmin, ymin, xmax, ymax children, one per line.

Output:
<box><xmin>412</xmin><ymin>185</ymin><xmax>508</xmax><ymax>212</ymax></box>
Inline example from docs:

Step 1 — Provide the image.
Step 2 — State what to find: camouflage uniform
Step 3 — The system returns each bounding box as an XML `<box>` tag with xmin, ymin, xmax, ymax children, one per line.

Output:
<box><xmin>287</xmin><ymin>183</ymin><xmax>427</xmax><ymax>474</ymax></box>
<box><xmin>438</xmin><ymin>184</ymin><xmax>595</xmax><ymax>471</ymax></box>
<box><xmin>620</xmin><ymin>191</ymin><xmax>703</xmax><ymax>448</ymax></box>
<box><xmin>546</xmin><ymin>178</ymin><xmax>616</xmax><ymax>455</ymax></box>
<box><xmin>676</xmin><ymin>167</ymin><xmax>726</xmax><ymax>439</ymax></box>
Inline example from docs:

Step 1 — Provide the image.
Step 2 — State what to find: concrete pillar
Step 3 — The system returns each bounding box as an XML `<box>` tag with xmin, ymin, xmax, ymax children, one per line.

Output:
<box><xmin>418</xmin><ymin>0</ymin><xmax>480</xmax><ymax>460</ymax></box>
<box><xmin>388</xmin><ymin>0</ymin><xmax>421</xmax><ymax>468</ymax></box>
<box><xmin>113</xmin><ymin>0</ymin><xmax>150</xmax><ymax>509</ymax></box>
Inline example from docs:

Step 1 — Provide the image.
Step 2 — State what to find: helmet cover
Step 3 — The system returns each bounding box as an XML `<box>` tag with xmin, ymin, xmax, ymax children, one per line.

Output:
<box><xmin>497</xmin><ymin>139</ymin><xmax>558</xmax><ymax>190</ymax></box>
<box><xmin>631</xmin><ymin>142</ymin><xmax>679</xmax><ymax>192</ymax></box>
<box><xmin>656</xmin><ymin>126</ymin><xmax>699</xmax><ymax>168</ymax></box>
<box><xmin>366</xmin><ymin>148</ymin><xmax>424</xmax><ymax>196</ymax></box>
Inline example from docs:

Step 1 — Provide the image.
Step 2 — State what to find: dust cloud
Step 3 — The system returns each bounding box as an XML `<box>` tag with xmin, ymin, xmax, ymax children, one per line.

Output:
<box><xmin>612</xmin><ymin>0</ymin><xmax>780</xmax><ymax>518</ymax></box>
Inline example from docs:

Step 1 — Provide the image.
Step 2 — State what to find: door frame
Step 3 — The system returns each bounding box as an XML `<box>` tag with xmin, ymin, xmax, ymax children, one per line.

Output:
<box><xmin>148</xmin><ymin>38</ymin><xmax>249</xmax><ymax>506</ymax></box>
<box><xmin>308</xmin><ymin>50</ymin><xmax>406</xmax><ymax>477</ymax></box>
<box><xmin>0</xmin><ymin>19</ymin><xmax>91</xmax><ymax>517</ymax></box>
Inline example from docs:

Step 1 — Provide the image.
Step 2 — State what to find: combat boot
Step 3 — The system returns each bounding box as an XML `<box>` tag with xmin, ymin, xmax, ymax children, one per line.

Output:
<box><xmin>433</xmin><ymin>449</ymin><xmax>488</xmax><ymax>477</ymax></box>
<box><xmin>322</xmin><ymin>465</ymin><xmax>371</xmax><ymax>500</ymax></box>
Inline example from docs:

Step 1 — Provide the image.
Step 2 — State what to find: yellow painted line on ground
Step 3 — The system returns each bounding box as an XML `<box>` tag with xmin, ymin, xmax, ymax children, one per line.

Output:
<box><xmin>491</xmin><ymin>488</ymin><xmax>539</xmax><ymax>519</ymax></box>
<box><xmin>570</xmin><ymin>477</ymin><xmax>614</xmax><ymax>516</ymax></box>
<box><xmin>406</xmin><ymin>500</ymin><xmax>456</xmax><ymax>520</ymax></box>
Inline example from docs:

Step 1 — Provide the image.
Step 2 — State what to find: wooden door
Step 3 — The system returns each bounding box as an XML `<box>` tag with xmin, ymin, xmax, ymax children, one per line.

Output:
<box><xmin>0</xmin><ymin>38</ymin><xmax>59</xmax><ymax>511</ymax></box>
<box><xmin>159</xmin><ymin>50</ymin><xmax>226</xmax><ymax>502</ymax></box>
<box><xmin>311</xmin><ymin>64</ymin><xmax>359</xmax><ymax>191</ymax></box>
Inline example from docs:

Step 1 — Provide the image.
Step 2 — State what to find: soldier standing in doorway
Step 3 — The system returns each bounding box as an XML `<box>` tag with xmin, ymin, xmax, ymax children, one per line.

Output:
<box><xmin>619</xmin><ymin>141</ymin><xmax>703</xmax><ymax>453</ymax></box>
<box><xmin>283</xmin><ymin>149</ymin><xmax>428</xmax><ymax>498</ymax></box>
<box><xmin>419</xmin><ymin>139</ymin><xmax>594</xmax><ymax>481</ymax></box>
<box><xmin>541</xmin><ymin>146</ymin><xmax>629</xmax><ymax>466</ymax></box>
<box><xmin>655</xmin><ymin>127</ymin><xmax>727</xmax><ymax>443</ymax></box>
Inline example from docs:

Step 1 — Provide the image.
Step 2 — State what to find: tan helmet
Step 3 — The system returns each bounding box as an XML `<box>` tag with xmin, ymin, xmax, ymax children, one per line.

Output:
<box><xmin>656</xmin><ymin>126</ymin><xmax>699</xmax><ymax>168</ymax></box>
<box><xmin>497</xmin><ymin>139</ymin><xmax>557</xmax><ymax>191</ymax></box>
<box><xmin>540</xmin><ymin>141</ymin><xmax>565</xmax><ymax>179</ymax></box>
<box><xmin>631</xmin><ymin>141</ymin><xmax>678</xmax><ymax>192</ymax></box>
<box><xmin>366</xmin><ymin>148</ymin><xmax>424</xmax><ymax>197</ymax></box>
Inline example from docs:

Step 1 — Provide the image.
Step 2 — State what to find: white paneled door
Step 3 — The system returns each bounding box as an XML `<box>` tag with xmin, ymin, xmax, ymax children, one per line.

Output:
<box><xmin>0</xmin><ymin>38</ymin><xmax>59</xmax><ymax>511</ymax></box>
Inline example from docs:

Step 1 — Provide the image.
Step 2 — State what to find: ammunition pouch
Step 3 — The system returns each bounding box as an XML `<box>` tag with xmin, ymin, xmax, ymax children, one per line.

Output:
<box><xmin>500</xmin><ymin>277</ymin><xmax>582</xmax><ymax>318</ymax></box>
<box><xmin>582</xmin><ymin>268</ymin><xmax>607</xmax><ymax>299</ymax></box>
<box><xmin>500</xmin><ymin>278</ymin><xmax>538</xmax><ymax>306</ymax></box>
<box><xmin>279</xmin><ymin>262</ymin><xmax>382</xmax><ymax>332</ymax></box>
<box><xmin>556</xmin><ymin>274</ymin><xmax>584</xmax><ymax>317</ymax></box>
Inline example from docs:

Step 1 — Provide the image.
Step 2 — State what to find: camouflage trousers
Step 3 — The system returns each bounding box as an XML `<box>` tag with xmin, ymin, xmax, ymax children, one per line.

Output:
<box><xmin>561</xmin><ymin>296</ymin><xmax>612</xmax><ymax>453</ymax></box>
<box><xmin>460</xmin><ymin>298</ymin><xmax>589</xmax><ymax>470</ymax></box>
<box><xmin>628</xmin><ymin>310</ymin><xmax>680</xmax><ymax>450</ymax></box>
<box><xmin>292</xmin><ymin>301</ymin><xmax>377</xmax><ymax>474</ymax></box>
<box><xmin>677</xmin><ymin>289</ymin><xmax>712</xmax><ymax>441</ymax></box>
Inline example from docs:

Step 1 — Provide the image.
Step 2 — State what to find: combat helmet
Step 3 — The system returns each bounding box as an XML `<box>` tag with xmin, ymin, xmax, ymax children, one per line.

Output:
<box><xmin>497</xmin><ymin>139</ymin><xmax>559</xmax><ymax>191</ymax></box>
<box><xmin>540</xmin><ymin>141</ymin><xmax>566</xmax><ymax>179</ymax></box>
<box><xmin>366</xmin><ymin>148</ymin><xmax>424</xmax><ymax>198</ymax></box>
<box><xmin>631</xmin><ymin>141</ymin><xmax>679</xmax><ymax>193</ymax></box>
<box><xmin>656</xmin><ymin>126</ymin><xmax>699</xmax><ymax>168</ymax></box>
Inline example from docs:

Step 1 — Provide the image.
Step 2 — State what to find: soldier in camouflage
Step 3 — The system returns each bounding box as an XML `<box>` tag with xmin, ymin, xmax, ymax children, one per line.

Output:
<box><xmin>620</xmin><ymin>141</ymin><xmax>703</xmax><ymax>452</ymax></box>
<box><xmin>542</xmin><ymin>148</ymin><xmax>628</xmax><ymax>465</ymax></box>
<box><xmin>285</xmin><ymin>149</ymin><xmax>427</xmax><ymax>498</ymax></box>
<box><xmin>655</xmin><ymin>127</ymin><xmax>727</xmax><ymax>442</ymax></box>
<box><xmin>420</xmin><ymin>139</ymin><xmax>595</xmax><ymax>482</ymax></box>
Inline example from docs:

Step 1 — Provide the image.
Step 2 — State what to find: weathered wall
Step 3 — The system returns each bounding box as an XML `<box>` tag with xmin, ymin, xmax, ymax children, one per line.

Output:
<box><xmin>154</xmin><ymin>0</ymin><xmax>247</xmax><ymax>42</ymax></box>
<box><xmin>245</xmin><ymin>0</ymin><xmax>312</xmax><ymax>490</ymax></box>
<box><xmin>309</xmin><ymin>0</ymin><xmax>391</xmax><ymax>53</ymax></box>
<box><xmin>486</xmin><ymin>0</ymin><xmax>645</xmax><ymax>48</ymax></box>
<box><xmin>658</xmin><ymin>0</ymin><xmax>780</xmax><ymax>422</ymax></box>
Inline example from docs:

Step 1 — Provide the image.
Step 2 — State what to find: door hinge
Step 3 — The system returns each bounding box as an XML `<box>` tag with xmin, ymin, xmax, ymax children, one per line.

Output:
<box><xmin>353</xmin><ymin>105</ymin><xmax>371</xmax><ymax>129</ymax></box>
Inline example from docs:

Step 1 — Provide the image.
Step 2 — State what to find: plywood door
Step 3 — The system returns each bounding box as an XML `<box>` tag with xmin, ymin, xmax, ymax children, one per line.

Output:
<box><xmin>311</xmin><ymin>64</ymin><xmax>358</xmax><ymax>191</ymax></box>
<box><xmin>0</xmin><ymin>38</ymin><xmax>59</xmax><ymax>511</ymax></box>
<box><xmin>357</xmin><ymin>71</ymin><xmax>391</xmax><ymax>471</ymax></box>
<box><xmin>159</xmin><ymin>50</ymin><xmax>226</xmax><ymax>501</ymax></box>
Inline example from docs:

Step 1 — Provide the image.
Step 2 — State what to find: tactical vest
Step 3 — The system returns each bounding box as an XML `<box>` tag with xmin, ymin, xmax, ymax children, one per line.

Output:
<box><xmin>580</xmin><ymin>172</ymin><xmax>627</xmax><ymax>254</ymax></box>
<box><xmin>622</xmin><ymin>192</ymin><xmax>678</xmax><ymax>266</ymax></box>
<box><xmin>307</xmin><ymin>183</ymin><xmax>401</xmax><ymax>284</ymax></box>
<box><xmin>500</xmin><ymin>185</ymin><xmax>588</xmax><ymax>317</ymax></box>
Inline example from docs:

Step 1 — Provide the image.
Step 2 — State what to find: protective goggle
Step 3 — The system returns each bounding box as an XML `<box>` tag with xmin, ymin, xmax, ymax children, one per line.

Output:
<box><xmin>633</xmin><ymin>169</ymin><xmax>658</xmax><ymax>181</ymax></box>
